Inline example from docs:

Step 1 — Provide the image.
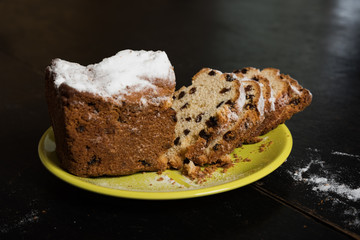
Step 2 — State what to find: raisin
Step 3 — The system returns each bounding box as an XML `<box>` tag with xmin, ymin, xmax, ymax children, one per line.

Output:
<box><xmin>219</xmin><ymin>87</ymin><xmax>231</xmax><ymax>94</ymax></box>
<box><xmin>226</xmin><ymin>74</ymin><xmax>235</xmax><ymax>82</ymax></box>
<box><xmin>280</xmin><ymin>75</ymin><xmax>284</xmax><ymax>79</ymax></box>
<box><xmin>88</xmin><ymin>155</ymin><xmax>101</xmax><ymax>165</ymax></box>
<box><xmin>245</xmin><ymin>103</ymin><xmax>256</xmax><ymax>110</ymax></box>
<box><xmin>180</xmin><ymin>103</ymin><xmax>189</xmax><ymax>110</ymax></box>
<box><xmin>290</xmin><ymin>98</ymin><xmax>300</xmax><ymax>105</ymax></box>
<box><xmin>225</xmin><ymin>100</ymin><xmax>234</xmax><ymax>106</ymax></box>
<box><xmin>178</xmin><ymin>91</ymin><xmax>185</xmax><ymax>100</ymax></box>
<box><xmin>76</xmin><ymin>125</ymin><xmax>85</xmax><ymax>133</ymax></box>
<box><xmin>183</xmin><ymin>129</ymin><xmax>190</xmax><ymax>135</ymax></box>
<box><xmin>138</xmin><ymin>160</ymin><xmax>151</xmax><ymax>167</ymax></box>
<box><xmin>246</xmin><ymin>94</ymin><xmax>254</xmax><ymax>100</ymax></box>
<box><xmin>88</xmin><ymin>102</ymin><xmax>99</xmax><ymax>112</ymax></box>
<box><xmin>164</xmin><ymin>143</ymin><xmax>172</xmax><ymax>149</ymax></box>
<box><xmin>252</xmin><ymin>76</ymin><xmax>259</xmax><ymax>81</ymax></box>
<box><xmin>223</xmin><ymin>131</ymin><xmax>235</xmax><ymax>141</ymax></box>
<box><xmin>174</xmin><ymin>137</ymin><xmax>181</xmax><ymax>146</ymax></box>
<box><xmin>171</xmin><ymin>114</ymin><xmax>177</xmax><ymax>122</ymax></box>
<box><xmin>233</xmin><ymin>69</ymin><xmax>241</xmax><ymax>74</ymax></box>
<box><xmin>86</xmin><ymin>145</ymin><xmax>90</xmax><ymax>150</ymax></box>
<box><xmin>205</xmin><ymin>116</ymin><xmax>218</xmax><ymax>128</ymax></box>
<box><xmin>118</xmin><ymin>116</ymin><xmax>127</xmax><ymax>123</ymax></box>
<box><xmin>245</xmin><ymin>85</ymin><xmax>253</xmax><ymax>92</ymax></box>
<box><xmin>189</xmin><ymin>87</ymin><xmax>197</xmax><ymax>94</ymax></box>
<box><xmin>172</xmin><ymin>95</ymin><xmax>176</xmax><ymax>100</ymax></box>
<box><xmin>185</xmin><ymin>117</ymin><xmax>192</xmax><ymax>121</ymax></box>
<box><xmin>195</xmin><ymin>113</ymin><xmax>204</xmax><ymax>122</ymax></box>
<box><xmin>199</xmin><ymin>129</ymin><xmax>211</xmax><ymax>141</ymax></box>
<box><xmin>241</xmin><ymin>68</ymin><xmax>248</xmax><ymax>74</ymax></box>
<box><xmin>104</xmin><ymin>128</ymin><xmax>115</xmax><ymax>134</ymax></box>
<box><xmin>184</xmin><ymin>158</ymin><xmax>190</xmax><ymax>164</ymax></box>
<box><xmin>208</xmin><ymin>70</ymin><xmax>216</xmax><ymax>76</ymax></box>
<box><xmin>216</xmin><ymin>101</ymin><xmax>224</xmax><ymax>108</ymax></box>
<box><xmin>213</xmin><ymin>144</ymin><xmax>220</xmax><ymax>151</ymax></box>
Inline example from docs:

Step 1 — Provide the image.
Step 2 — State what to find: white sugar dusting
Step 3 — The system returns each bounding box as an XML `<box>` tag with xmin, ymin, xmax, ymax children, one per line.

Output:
<box><xmin>49</xmin><ymin>50</ymin><xmax>175</xmax><ymax>100</ymax></box>
<box><xmin>236</xmin><ymin>82</ymin><xmax>246</xmax><ymax>110</ymax></box>
<box><xmin>257</xmin><ymin>83</ymin><xmax>265</xmax><ymax>118</ymax></box>
<box><xmin>288</xmin><ymin>148</ymin><xmax>360</xmax><ymax>228</ymax></box>
<box><xmin>331</xmin><ymin>151</ymin><xmax>360</xmax><ymax>160</ymax></box>
<box><xmin>0</xmin><ymin>209</ymin><xmax>39</xmax><ymax>233</ymax></box>
<box><xmin>309</xmin><ymin>176</ymin><xmax>360</xmax><ymax>201</ymax></box>
<box><xmin>288</xmin><ymin>148</ymin><xmax>360</xmax><ymax>201</ymax></box>
<box><xmin>269</xmin><ymin>87</ymin><xmax>276</xmax><ymax>111</ymax></box>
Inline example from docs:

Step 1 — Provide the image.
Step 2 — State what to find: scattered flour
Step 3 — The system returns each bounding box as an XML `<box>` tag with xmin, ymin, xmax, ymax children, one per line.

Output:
<box><xmin>344</xmin><ymin>207</ymin><xmax>360</xmax><ymax>227</ymax></box>
<box><xmin>331</xmin><ymin>151</ymin><xmax>360</xmax><ymax>161</ymax></box>
<box><xmin>287</xmin><ymin>147</ymin><xmax>360</xmax><ymax>229</ymax></box>
<box><xmin>310</xmin><ymin>177</ymin><xmax>360</xmax><ymax>201</ymax></box>
<box><xmin>289</xmin><ymin>148</ymin><xmax>360</xmax><ymax>202</ymax></box>
<box><xmin>0</xmin><ymin>209</ymin><xmax>39</xmax><ymax>233</ymax></box>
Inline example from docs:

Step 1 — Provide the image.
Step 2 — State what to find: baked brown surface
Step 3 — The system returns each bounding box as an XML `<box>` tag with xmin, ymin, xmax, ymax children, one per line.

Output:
<box><xmin>45</xmin><ymin>63</ymin><xmax>176</xmax><ymax>177</ymax></box>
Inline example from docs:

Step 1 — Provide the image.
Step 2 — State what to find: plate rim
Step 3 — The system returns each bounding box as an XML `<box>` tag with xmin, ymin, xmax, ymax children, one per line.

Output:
<box><xmin>38</xmin><ymin>125</ymin><xmax>293</xmax><ymax>200</ymax></box>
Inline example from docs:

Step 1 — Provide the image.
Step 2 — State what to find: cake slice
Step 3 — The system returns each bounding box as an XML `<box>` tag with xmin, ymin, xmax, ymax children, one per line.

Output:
<box><xmin>185</xmin><ymin>76</ymin><xmax>264</xmax><ymax>166</ymax></box>
<box><xmin>45</xmin><ymin>50</ymin><xmax>177</xmax><ymax>177</ymax></box>
<box><xmin>164</xmin><ymin>68</ymin><xmax>267</xmax><ymax>170</ymax></box>
<box><xmin>161</xmin><ymin>68</ymin><xmax>243</xmax><ymax>169</ymax></box>
<box><xmin>237</xmin><ymin>67</ymin><xmax>312</xmax><ymax>138</ymax></box>
<box><xmin>183</xmin><ymin>67</ymin><xmax>312</xmax><ymax>178</ymax></box>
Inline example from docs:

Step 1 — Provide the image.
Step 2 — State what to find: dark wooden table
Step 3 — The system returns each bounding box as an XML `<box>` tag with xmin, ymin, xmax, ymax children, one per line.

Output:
<box><xmin>1</xmin><ymin>0</ymin><xmax>359</xmax><ymax>239</ymax></box>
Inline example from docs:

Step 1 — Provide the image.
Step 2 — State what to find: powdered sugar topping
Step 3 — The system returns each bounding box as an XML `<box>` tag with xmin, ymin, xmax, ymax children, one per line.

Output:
<box><xmin>50</xmin><ymin>50</ymin><xmax>175</xmax><ymax>100</ymax></box>
<box><xmin>257</xmin><ymin>82</ymin><xmax>265</xmax><ymax>118</ymax></box>
<box><xmin>236</xmin><ymin>81</ymin><xmax>246</xmax><ymax>110</ymax></box>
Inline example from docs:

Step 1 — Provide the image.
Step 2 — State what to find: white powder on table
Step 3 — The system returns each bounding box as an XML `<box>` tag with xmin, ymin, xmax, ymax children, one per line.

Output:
<box><xmin>287</xmin><ymin>147</ymin><xmax>360</xmax><ymax>228</ymax></box>
<box><xmin>288</xmin><ymin>148</ymin><xmax>360</xmax><ymax>201</ymax></box>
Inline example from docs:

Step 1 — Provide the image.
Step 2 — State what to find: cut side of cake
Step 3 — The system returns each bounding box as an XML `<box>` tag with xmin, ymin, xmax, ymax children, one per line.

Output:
<box><xmin>161</xmin><ymin>68</ymin><xmax>243</xmax><ymax>169</ymax></box>
<box><xmin>236</xmin><ymin>67</ymin><xmax>313</xmax><ymax>138</ymax></box>
<box><xmin>45</xmin><ymin>50</ymin><xmax>177</xmax><ymax>177</ymax></box>
<box><xmin>180</xmin><ymin>67</ymin><xmax>312</xmax><ymax>178</ymax></box>
<box><xmin>184</xmin><ymin>75</ymin><xmax>266</xmax><ymax>171</ymax></box>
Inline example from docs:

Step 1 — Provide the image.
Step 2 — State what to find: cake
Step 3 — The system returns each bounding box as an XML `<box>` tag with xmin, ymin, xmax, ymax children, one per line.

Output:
<box><xmin>45</xmin><ymin>49</ymin><xmax>312</xmax><ymax>179</ymax></box>
<box><xmin>45</xmin><ymin>50</ymin><xmax>176</xmax><ymax>177</ymax></box>
<box><xmin>160</xmin><ymin>68</ymin><xmax>244</xmax><ymax>169</ymax></box>
<box><xmin>170</xmin><ymin>67</ymin><xmax>312</xmax><ymax>178</ymax></box>
<box><xmin>235</xmin><ymin>67</ymin><xmax>313</xmax><ymax>139</ymax></box>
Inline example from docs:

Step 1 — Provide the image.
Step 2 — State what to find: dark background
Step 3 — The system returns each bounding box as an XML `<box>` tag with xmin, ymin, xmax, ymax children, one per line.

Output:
<box><xmin>1</xmin><ymin>0</ymin><xmax>360</xmax><ymax>239</ymax></box>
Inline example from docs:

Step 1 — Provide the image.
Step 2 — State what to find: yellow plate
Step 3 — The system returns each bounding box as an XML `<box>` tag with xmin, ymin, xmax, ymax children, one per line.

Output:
<box><xmin>38</xmin><ymin>124</ymin><xmax>292</xmax><ymax>200</ymax></box>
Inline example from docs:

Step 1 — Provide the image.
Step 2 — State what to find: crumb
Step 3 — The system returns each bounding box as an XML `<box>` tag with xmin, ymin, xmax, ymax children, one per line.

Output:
<box><xmin>259</xmin><ymin>144</ymin><xmax>266</xmax><ymax>152</ymax></box>
<box><xmin>157</xmin><ymin>177</ymin><xmax>164</xmax><ymax>181</ymax></box>
<box><xmin>242</xmin><ymin>158</ymin><xmax>251</xmax><ymax>162</ymax></box>
<box><xmin>259</xmin><ymin>141</ymin><xmax>273</xmax><ymax>152</ymax></box>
